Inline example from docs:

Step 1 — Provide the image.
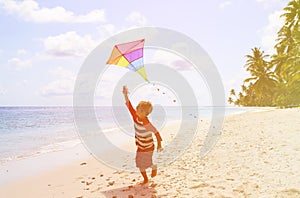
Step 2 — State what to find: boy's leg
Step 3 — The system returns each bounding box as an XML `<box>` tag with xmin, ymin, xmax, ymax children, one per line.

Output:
<box><xmin>139</xmin><ymin>168</ymin><xmax>148</xmax><ymax>184</ymax></box>
<box><xmin>151</xmin><ymin>164</ymin><xmax>157</xmax><ymax>178</ymax></box>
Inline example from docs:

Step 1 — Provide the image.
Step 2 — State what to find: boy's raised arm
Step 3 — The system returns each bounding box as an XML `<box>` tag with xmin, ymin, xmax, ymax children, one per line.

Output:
<box><xmin>123</xmin><ymin>85</ymin><xmax>136</xmax><ymax>118</ymax></box>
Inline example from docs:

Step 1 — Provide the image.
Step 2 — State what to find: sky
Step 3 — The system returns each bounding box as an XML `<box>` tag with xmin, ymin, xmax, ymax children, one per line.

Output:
<box><xmin>0</xmin><ymin>0</ymin><xmax>288</xmax><ymax>106</ymax></box>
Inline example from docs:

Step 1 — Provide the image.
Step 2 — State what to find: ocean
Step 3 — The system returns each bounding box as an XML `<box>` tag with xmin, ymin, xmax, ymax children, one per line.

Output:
<box><xmin>0</xmin><ymin>106</ymin><xmax>254</xmax><ymax>165</ymax></box>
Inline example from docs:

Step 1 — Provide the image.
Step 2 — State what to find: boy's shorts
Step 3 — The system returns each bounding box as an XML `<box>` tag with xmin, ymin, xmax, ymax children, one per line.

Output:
<box><xmin>136</xmin><ymin>150</ymin><xmax>153</xmax><ymax>169</ymax></box>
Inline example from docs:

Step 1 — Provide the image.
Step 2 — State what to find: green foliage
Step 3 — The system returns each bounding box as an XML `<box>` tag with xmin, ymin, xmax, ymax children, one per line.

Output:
<box><xmin>229</xmin><ymin>0</ymin><xmax>300</xmax><ymax>107</ymax></box>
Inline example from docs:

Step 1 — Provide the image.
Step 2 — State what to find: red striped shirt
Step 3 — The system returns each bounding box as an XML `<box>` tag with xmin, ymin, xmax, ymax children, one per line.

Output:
<box><xmin>126</xmin><ymin>101</ymin><xmax>162</xmax><ymax>152</ymax></box>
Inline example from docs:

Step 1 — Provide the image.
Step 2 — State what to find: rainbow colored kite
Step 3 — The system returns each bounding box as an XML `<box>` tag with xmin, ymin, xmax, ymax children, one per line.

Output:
<box><xmin>106</xmin><ymin>39</ymin><xmax>148</xmax><ymax>82</ymax></box>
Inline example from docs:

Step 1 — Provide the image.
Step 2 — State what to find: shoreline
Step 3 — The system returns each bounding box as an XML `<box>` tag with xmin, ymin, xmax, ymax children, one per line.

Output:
<box><xmin>0</xmin><ymin>106</ymin><xmax>260</xmax><ymax>162</ymax></box>
<box><xmin>0</xmin><ymin>142</ymin><xmax>91</xmax><ymax>185</ymax></box>
<box><xmin>0</xmin><ymin>106</ymin><xmax>256</xmax><ymax>183</ymax></box>
<box><xmin>0</xmin><ymin>107</ymin><xmax>269</xmax><ymax>183</ymax></box>
<box><xmin>1</xmin><ymin>107</ymin><xmax>299</xmax><ymax>197</ymax></box>
<box><xmin>0</xmin><ymin>106</ymin><xmax>260</xmax><ymax>168</ymax></box>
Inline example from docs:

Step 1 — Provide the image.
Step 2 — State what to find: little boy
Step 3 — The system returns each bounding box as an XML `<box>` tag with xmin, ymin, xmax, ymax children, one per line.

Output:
<box><xmin>122</xmin><ymin>85</ymin><xmax>163</xmax><ymax>184</ymax></box>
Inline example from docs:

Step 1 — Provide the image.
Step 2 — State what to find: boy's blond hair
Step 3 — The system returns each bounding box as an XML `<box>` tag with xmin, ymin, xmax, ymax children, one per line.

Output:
<box><xmin>136</xmin><ymin>101</ymin><xmax>153</xmax><ymax>115</ymax></box>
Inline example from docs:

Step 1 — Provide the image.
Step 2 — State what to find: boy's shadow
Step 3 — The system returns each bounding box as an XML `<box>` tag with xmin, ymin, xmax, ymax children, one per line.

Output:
<box><xmin>100</xmin><ymin>182</ymin><xmax>159</xmax><ymax>198</ymax></box>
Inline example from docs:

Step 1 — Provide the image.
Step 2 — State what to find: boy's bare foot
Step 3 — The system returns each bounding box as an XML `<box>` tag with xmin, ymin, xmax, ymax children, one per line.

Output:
<box><xmin>140</xmin><ymin>170</ymin><xmax>148</xmax><ymax>184</ymax></box>
<box><xmin>151</xmin><ymin>165</ymin><xmax>157</xmax><ymax>178</ymax></box>
<box><xmin>139</xmin><ymin>179</ymin><xmax>148</xmax><ymax>185</ymax></box>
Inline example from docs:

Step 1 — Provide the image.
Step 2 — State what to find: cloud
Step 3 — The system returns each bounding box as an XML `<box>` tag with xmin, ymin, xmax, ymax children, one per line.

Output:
<box><xmin>126</xmin><ymin>12</ymin><xmax>147</xmax><ymax>26</ymax></box>
<box><xmin>15</xmin><ymin>79</ymin><xmax>29</xmax><ymax>88</ymax></box>
<box><xmin>150</xmin><ymin>50</ymin><xmax>178</xmax><ymax>65</ymax></box>
<box><xmin>8</xmin><ymin>57</ymin><xmax>32</xmax><ymax>70</ymax></box>
<box><xmin>17</xmin><ymin>49</ymin><xmax>28</xmax><ymax>55</ymax></box>
<box><xmin>259</xmin><ymin>10</ymin><xmax>284</xmax><ymax>53</ymax></box>
<box><xmin>94</xmin><ymin>67</ymin><xmax>127</xmax><ymax>103</ymax></box>
<box><xmin>40</xmin><ymin>79</ymin><xmax>74</xmax><ymax>96</ymax></box>
<box><xmin>44</xmin><ymin>31</ymin><xmax>99</xmax><ymax>57</ymax></box>
<box><xmin>49</xmin><ymin>67</ymin><xmax>75</xmax><ymax>80</ymax></box>
<box><xmin>0</xmin><ymin>86</ymin><xmax>6</xmax><ymax>95</ymax></box>
<box><xmin>100</xmin><ymin>24</ymin><xmax>116</xmax><ymax>34</ymax></box>
<box><xmin>219</xmin><ymin>1</ymin><xmax>232</xmax><ymax>9</ymax></box>
<box><xmin>149</xmin><ymin>50</ymin><xmax>193</xmax><ymax>71</ymax></box>
<box><xmin>224</xmin><ymin>79</ymin><xmax>237</xmax><ymax>88</ymax></box>
<box><xmin>97</xmin><ymin>24</ymin><xmax>116</xmax><ymax>37</ymax></box>
<box><xmin>95</xmin><ymin>13</ymin><xmax>147</xmax><ymax>42</ymax></box>
<box><xmin>0</xmin><ymin>0</ymin><xmax>105</xmax><ymax>23</ymax></box>
<box><xmin>96</xmin><ymin>22</ymin><xmax>145</xmax><ymax>40</ymax></box>
<box><xmin>21</xmin><ymin>79</ymin><xmax>28</xmax><ymax>86</ymax></box>
<box><xmin>40</xmin><ymin>67</ymin><xmax>76</xmax><ymax>97</ymax></box>
<box><xmin>170</xmin><ymin>60</ymin><xmax>193</xmax><ymax>71</ymax></box>
<box><xmin>256</xmin><ymin>0</ymin><xmax>286</xmax><ymax>9</ymax></box>
<box><xmin>0</xmin><ymin>49</ymin><xmax>4</xmax><ymax>55</ymax></box>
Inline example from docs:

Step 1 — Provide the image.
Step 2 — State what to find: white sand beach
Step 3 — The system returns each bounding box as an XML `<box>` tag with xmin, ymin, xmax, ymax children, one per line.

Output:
<box><xmin>0</xmin><ymin>108</ymin><xmax>299</xmax><ymax>197</ymax></box>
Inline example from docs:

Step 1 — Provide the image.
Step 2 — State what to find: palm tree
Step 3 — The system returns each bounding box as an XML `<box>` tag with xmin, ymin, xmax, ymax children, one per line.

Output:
<box><xmin>229</xmin><ymin>0</ymin><xmax>300</xmax><ymax>107</ymax></box>
<box><xmin>281</xmin><ymin>0</ymin><xmax>300</xmax><ymax>31</ymax></box>
<box><xmin>272</xmin><ymin>0</ymin><xmax>300</xmax><ymax>106</ymax></box>
<box><xmin>228</xmin><ymin>89</ymin><xmax>238</xmax><ymax>105</ymax></box>
<box><xmin>234</xmin><ymin>99</ymin><xmax>241</xmax><ymax>106</ymax></box>
<box><xmin>242</xmin><ymin>83</ymin><xmax>257</xmax><ymax>106</ymax></box>
<box><xmin>241</xmin><ymin>84</ymin><xmax>247</xmax><ymax>93</ymax></box>
<box><xmin>228</xmin><ymin>97</ymin><xmax>234</xmax><ymax>104</ymax></box>
<box><xmin>244</xmin><ymin>47</ymin><xmax>277</xmax><ymax>106</ymax></box>
<box><xmin>230</xmin><ymin>89</ymin><xmax>236</xmax><ymax>96</ymax></box>
<box><xmin>276</xmin><ymin>0</ymin><xmax>300</xmax><ymax>69</ymax></box>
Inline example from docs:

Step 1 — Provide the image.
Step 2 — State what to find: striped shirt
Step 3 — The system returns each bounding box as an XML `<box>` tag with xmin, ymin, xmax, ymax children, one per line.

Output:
<box><xmin>126</xmin><ymin>101</ymin><xmax>162</xmax><ymax>152</ymax></box>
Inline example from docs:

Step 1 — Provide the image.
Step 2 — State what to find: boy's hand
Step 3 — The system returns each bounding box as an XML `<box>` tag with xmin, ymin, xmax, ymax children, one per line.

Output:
<box><xmin>123</xmin><ymin>86</ymin><xmax>128</xmax><ymax>95</ymax></box>
<box><xmin>123</xmin><ymin>85</ymin><xmax>129</xmax><ymax>102</ymax></box>
<box><xmin>157</xmin><ymin>146</ymin><xmax>163</xmax><ymax>152</ymax></box>
<box><xmin>157</xmin><ymin>142</ymin><xmax>163</xmax><ymax>152</ymax></box>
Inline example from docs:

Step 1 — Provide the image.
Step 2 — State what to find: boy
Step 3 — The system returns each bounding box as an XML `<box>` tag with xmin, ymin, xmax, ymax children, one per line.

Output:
<box><xmin>122</xmin><ymin>85</ymin><xmax>163</xmax><ymax>184</ymax></box>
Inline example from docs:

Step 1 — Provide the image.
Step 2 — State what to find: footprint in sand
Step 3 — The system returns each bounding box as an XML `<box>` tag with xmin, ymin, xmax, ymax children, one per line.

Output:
<box><xmin>108</xmin><ymin>181</ymin><xmax>115</xmax><ymax>186</ymax></box>
<box><xmin>189</xmin><ymin>183</ymin><xmax>209</xmax><ymax>189</ymax></box>
<box><xmin>90</xmin><ymin>187</ymin><xmax>101</xmax><ymax>193</ymax></box>
<box><xmin>128</xmin><ymin>185</ymin><xmax>133</xmax><ymax>189</ymax></box>
<box><xmin>113</xmin><ymin>171</ymin><xmax>121</xmax><ymax>174</ymax></box>
<box><xmin>86</xmin><ymin>181</ymin><xmax>93</xmax><ymax>185</ymax></box>
<box><xmin>233</xmin><ymin>188</ymin><xmax>245</xmax><ymax>194</ymax></box>
<box><xmin>149</xmin><ymin>182</ymin><xmax>157</xmax><ymax>187</ymax></box>
<box><xmin>276</xmin><ymin>188</ymin><xmax>300</xmax><ymax>197</ymax></box>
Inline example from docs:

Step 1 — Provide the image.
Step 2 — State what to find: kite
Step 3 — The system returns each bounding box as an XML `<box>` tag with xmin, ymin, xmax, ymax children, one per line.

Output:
<box><xmin>106</xmin><ymin>40</ymin><xmax>177</xmax><ymax>103</ymax></box>
<box><xmin>106</xmin><ymin>39</ymin><xmax>148</xmax><ymax>82</ymax></box>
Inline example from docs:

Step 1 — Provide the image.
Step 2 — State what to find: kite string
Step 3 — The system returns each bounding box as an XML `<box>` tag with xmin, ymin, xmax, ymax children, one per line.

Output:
<box><xmin>151</xmin><ymin>83</ymin><xmax>177</xmax><ymax>103</ymax></box>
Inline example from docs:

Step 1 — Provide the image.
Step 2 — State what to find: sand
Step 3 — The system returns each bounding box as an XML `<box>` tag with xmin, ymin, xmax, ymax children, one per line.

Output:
<box><xmin>0</xmin><ymin>108</ymin><xmax>299</xmax><ymax>197</ymax></box>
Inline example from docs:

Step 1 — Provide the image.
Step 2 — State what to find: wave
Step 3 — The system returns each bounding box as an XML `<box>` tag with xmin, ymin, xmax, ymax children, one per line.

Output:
<box><xmin>0</xmin><ymin>139</ymin><xmax>81</xmax><ymax>165</ymax></box>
